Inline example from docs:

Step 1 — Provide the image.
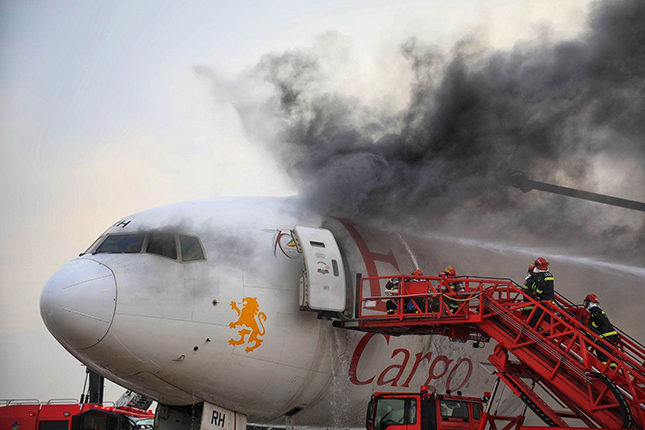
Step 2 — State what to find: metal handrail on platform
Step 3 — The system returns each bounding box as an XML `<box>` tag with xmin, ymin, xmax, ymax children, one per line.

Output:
<box><xmin>343</xmin><ymin>274</ymin><xmax>645</xmax><ymax>429</ymax></box>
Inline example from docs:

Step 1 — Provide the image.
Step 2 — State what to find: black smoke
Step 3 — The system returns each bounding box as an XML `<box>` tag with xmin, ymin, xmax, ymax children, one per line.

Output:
<box><xmin>207</xmin><ymin>0</ymin><xmax>645</xmax><ymax>263</ymax></box>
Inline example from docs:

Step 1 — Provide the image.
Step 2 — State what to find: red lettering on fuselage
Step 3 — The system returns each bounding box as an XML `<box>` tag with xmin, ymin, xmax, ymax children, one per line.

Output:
<box><xmin>349</xmin><ymin>333</ymin><xmax>390</xmax><ymax>385</ymax></box>
<box><xmin>401</xmin><ymin>351</ymin><xmax>433</xmax><ymax>387</ymax></box>
<box><xmin>336</xmin><ymin>219</ymin><xmax>400</xmax><ymax>311</ymax></box>
<box><xmin>446</xmin><ymin>358</ymin><xmax>473</xmax><ymax>391</ymax></box>
<box><xmin>425</xmin><ymin>355</ymin><xmax>453</xmax><ymax>389</ymax></box>
<box><xmin>349</xmin><ymin>333</ymin><xmax>473</xmax><ymax>390</ymax></box>
<box><xmin>336</xmin><ymin>216</ymin><xmax>473</xmax><ymax>390</ymax></box>
<box><xmin>377</xmin><ymin>349</ymin><xmax>410</xmax><ymax>386</ymax></box>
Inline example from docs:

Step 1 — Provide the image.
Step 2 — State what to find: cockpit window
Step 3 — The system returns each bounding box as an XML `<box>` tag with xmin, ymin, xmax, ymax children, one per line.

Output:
<box><xmin>146</xmin><ymin>233</ymin><xmax>177</xmax><ymax>260</ymax></box>
<box><xmin>87</xmin><ymin>230</ymin><xmax>204</xmax><ymax>263</ymax></box>
<box><xmin>83</xmin><ymin>236</ymin><xmax>104</xmax><ymax>255</ymax></box>
<box><xmin>95</xmin><ymin>235</ymin><xmax>144</xmax><ymax>253</ymax></box>
<box><xmin>180</xmin><ymin>235</ymin><xmax>205</xmax><ymax>262</ymax></box>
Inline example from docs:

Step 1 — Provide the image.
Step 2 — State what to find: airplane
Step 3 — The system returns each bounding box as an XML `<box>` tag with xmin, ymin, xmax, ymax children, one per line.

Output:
<box><xmin>39</xmin><ymin>197</ymin><xmax>645</xmax><ymax>429</ymax></box>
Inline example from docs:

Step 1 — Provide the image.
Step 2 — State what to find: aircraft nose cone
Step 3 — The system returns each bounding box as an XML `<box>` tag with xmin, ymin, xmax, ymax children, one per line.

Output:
<box><xmin>40</xmin><ymin>259</ymin><xmax>117</xmax><ymax>350</ymax></box>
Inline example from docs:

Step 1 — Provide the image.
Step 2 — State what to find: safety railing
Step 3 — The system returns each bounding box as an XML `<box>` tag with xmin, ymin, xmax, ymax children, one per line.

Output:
<box><xmin>0</xmin><ymin>399</ymin><xmax>41</xmax><ymax>406</ymax></box>
<box><xmin>357</xmin><ymin>275</ymin><xmax>516</xmax><ymax>321</ymax></box>
<box><xmin>354</xmin><ymin>274</ymin><xmax>645</xmax><ymax>428</ymax></box>
<box><xmin>358</xmin><ymin>274</ymin><xmax>645</xmax><ymax>372</ymax></box>
<box><xmin>483</xmin><ymin>293</ymin><xmax>645</xmax><ymax>428</ymax></box>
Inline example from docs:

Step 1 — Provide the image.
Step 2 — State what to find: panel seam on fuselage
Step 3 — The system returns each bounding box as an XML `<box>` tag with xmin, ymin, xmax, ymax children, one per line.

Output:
<box><xmin>115</xmin><ymin>312</ymin><xmax>228</xmax><ymax>327</ymax></box>
<box><xmin>230</xmin><ymin>352</ymin><xmax>331</xmax><ymax>374</ymax></box>
<box><xmin>83</xmin><ymin>258</ymin><xmax>119</xmax><ymax>349</ymax></box>
<box><xmin>241</xmin><ymin>285</ymin><xmax>295</xmax><ymax>291</ymax></box>
<box><xmin>62</xmin><ymin>274</ymin><xmax>113</xmax><ymax>289</ymax></box>
<box><xmin>62</xmin><ymin>307</ymin><xmax>111</xmax><ymax>323</ymax></box>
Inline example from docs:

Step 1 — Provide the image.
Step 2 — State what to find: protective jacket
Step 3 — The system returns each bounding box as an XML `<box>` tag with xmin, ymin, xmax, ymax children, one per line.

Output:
<box><xmin>522</xmin><ymin>272</ymin><xmax>538</xmax><ymax>311</ymax></box>
<box><xmin>588</xmin><ymin>304</ymin><xmax>618</xmax><ymax>339</ymax></box>
<box><xmin>443</xmin><ymin>281</ymin><xmax>464</xmax><ymax>313</ymax></box>
<box><xmin>385</xmin><ymin>278</ymin><xmax>399</xmax><ymax>295</ymax></box>
<box><xmin>533</xmin><ymin>270</ymin><xmax>554</xmax><ymax>301</ymax></box>
<box><xmin>587</xmin><ymin>303</ymin><xmax>619</xmax><ymax>367</ymax></box>
<box><xmin>445</xmin><ymin>281</ymin><xmax>464</xmax><ymax>293</ymax></box>
<box><xmin>385</xmin><ymin>278</ymin><xmax>400</xmax><ymax>315</ymax></box>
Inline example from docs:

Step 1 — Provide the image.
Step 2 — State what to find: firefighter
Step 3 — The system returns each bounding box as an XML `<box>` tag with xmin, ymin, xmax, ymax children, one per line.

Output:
<box><xmin>584</xmin><ymin>294</ymin><xmax>619</xmax><ymax>369</ymax></box>
<box><xmin>404</xmin><ymin>269</ymin><xmax>425</xmax><ymax>314</ymax></box>
<box><xmin>385</xmin><ymin>276</ymin><xmax>400</xmax><ymax>315</ymax></box>
<box><xmin>522</xmin><ymin>263</ymin><xmax>537</xmax><ymax>317</ymax></box>
<box><xmin>385</xmin><ymin>271</ymin><xmax>424</xmax><ymax>315</ymax></box>
<box><xmin>529</xmin><ymin>257</ymin><xmax>554</xmax><ymax>327</ymax></box>
<box><xmin>441</xmin><ymin>265</ymin><xmax>464</xmax><ymax>315</ymax></box>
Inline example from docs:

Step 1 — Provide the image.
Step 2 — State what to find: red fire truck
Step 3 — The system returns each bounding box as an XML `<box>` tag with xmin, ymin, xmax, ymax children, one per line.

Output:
<box><xmin>366</xmin><ymin>388</ymin><xmax>494</xmax><ymax>430</ymax></box>
<box><xmin>0</xmin><ymin>400</ymin><xmax>154</xmax><ymax>430</ymax></box>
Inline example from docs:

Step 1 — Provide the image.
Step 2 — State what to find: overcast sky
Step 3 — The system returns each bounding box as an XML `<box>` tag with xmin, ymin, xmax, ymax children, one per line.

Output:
<box><xmin>0</xmin><ymin>0</ymin><xmax>593</xmax><ymax>401</ymax></box>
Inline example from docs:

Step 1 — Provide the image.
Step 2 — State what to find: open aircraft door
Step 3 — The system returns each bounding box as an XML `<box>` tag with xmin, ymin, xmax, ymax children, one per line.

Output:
<box><xmin>293</xmin><ymin>226</ymin><xmax>347</xmax><ymax>313</ymax></box>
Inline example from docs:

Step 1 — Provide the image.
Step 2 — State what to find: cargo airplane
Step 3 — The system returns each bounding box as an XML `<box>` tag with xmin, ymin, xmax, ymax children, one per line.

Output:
<box><xmin>39</xmin><ymin>198</ymin><xmax>644</xmax><ymax>429</ymax></box>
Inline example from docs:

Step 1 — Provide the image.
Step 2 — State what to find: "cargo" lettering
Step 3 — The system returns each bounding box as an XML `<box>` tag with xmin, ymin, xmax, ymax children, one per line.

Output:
<box><xmin>349</xmin><ymin>333</ymin><xmax>473</xmax><ymax>391</ymax></box>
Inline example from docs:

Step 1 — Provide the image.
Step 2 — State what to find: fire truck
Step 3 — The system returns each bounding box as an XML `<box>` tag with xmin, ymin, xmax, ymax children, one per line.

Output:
<box><xmin>366</xmin><ymin>387</ymin><xmax>496</xmax><ymax>430</ymax></box>
<box><xmin>0</xmin><ymin>400</ymin><xmax>154</xmax><ymax>430</ymax></box>
<box><xmin>336</xmin><ymin>274</ymin><xmax>645</xmax><ymax>429</ymax></box>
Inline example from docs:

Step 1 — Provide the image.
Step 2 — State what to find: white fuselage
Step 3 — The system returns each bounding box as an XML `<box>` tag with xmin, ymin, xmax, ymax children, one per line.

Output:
<box><xmin>40</xmin><ymin>198</ymin><xmax>644</xmax><ymax>425</ymax></box>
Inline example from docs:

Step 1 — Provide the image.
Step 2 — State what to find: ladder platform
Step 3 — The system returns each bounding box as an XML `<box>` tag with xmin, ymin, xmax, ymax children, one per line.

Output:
<box><xmin>337</xmin><ymin>274</ymin><xmax>645</xmax><ymax>429</ymax></box>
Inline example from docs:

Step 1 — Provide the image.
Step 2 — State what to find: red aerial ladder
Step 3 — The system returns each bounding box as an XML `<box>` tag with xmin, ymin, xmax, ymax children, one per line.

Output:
<box><xmin>333</xmin><ymin>274</ymin><xmax>645</xmax><ymax>429</ymax></box>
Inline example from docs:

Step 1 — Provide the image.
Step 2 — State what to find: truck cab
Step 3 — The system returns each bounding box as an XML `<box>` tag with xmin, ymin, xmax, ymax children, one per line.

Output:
<box><xmin>0</xmin><ymin>401</ymin><xmax>154</xmax><ymax>430</ymax></box>
<box><xmin>366</xmin><ymin>389</ymin><xmax>486</xmax><ymax>430</ymax></box>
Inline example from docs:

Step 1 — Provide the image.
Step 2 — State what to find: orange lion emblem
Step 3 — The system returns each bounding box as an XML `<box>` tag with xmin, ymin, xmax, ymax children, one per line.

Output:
<box><xmin>228</xmin><ymin>297</ymin><xmax>267</xmax><ymax>353</ymax></box>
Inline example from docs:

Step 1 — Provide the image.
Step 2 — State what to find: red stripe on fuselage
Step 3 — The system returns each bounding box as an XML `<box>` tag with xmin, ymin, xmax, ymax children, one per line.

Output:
<box><xmin>335</xmin><ymin>218</ymin><xmax>400</xmax><ymax>311</ymax></box>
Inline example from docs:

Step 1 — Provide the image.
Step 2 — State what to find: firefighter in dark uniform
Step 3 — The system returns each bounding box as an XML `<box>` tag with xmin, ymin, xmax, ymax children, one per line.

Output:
<box><xmin>522</xmin><ymin>263</ymin><xmax>537</xmax><ymax>317</ymax></box>
<box><xmin>584</xmin><ymin>294</ymin><xmax>619</xmax><ymax>369</ymax></box>
<box><xmin>441</xmin><ymin>265</ymin><xmax>464</xmax><ymax>315</ymax></box>
<box><xmin>385</xmin><ymin>277</ymin><xmax>400</xmax><ymax>315</ymax></box>
<box><xmin>385</xmin><ymin>270</ymin><xmax>424</xmax><ymax>315</ymax></box>
<box><xmin>529</xmin><ymin>257</ymin><xmax>554</xmax><ymax>327</ymax></box>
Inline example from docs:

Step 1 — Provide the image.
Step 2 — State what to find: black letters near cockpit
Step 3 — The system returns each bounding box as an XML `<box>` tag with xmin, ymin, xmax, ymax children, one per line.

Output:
<box><xmin>211</xmin><ymin>411</ymin><xmax>225</xmax><ymax>427</ymax></box>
